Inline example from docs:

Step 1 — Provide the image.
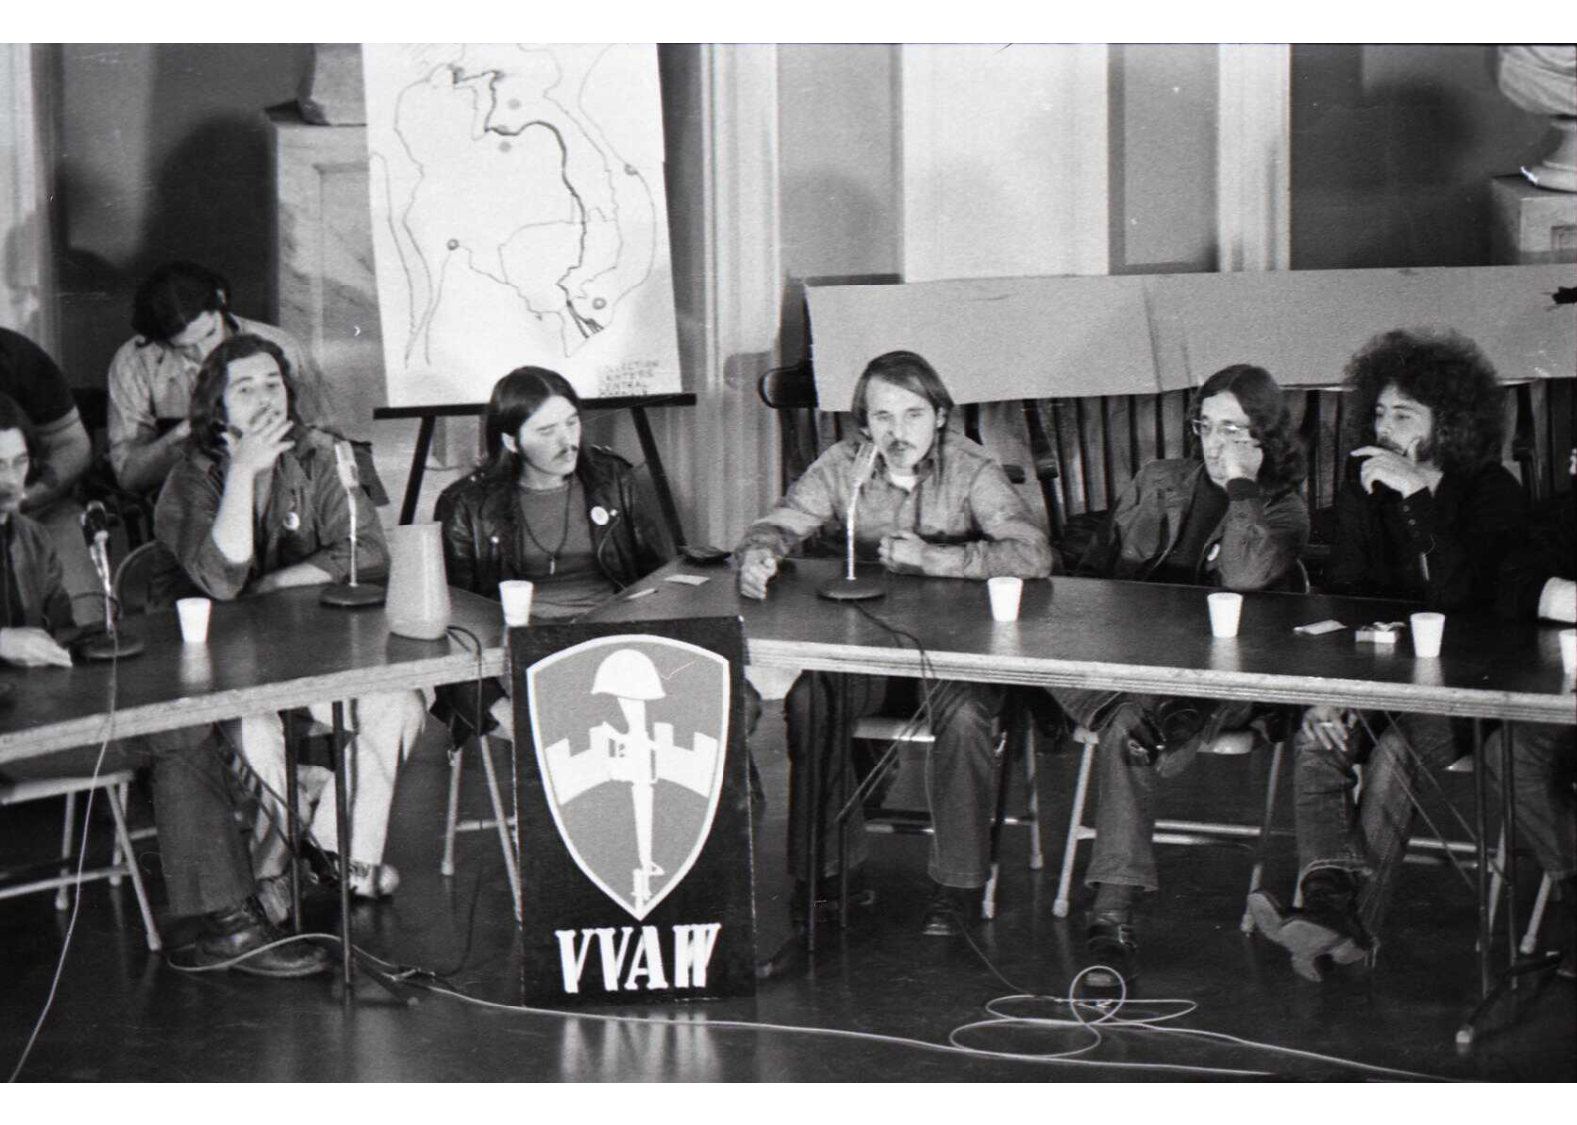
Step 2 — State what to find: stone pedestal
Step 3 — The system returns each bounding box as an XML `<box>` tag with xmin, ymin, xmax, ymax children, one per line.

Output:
<box><xmin>1490</xmin><ymin>175</ymin><xmax>1577</xmax><ymax>265</ymax></box>
<box><xmin>269</xmin><ymin>106</ymin><xmax>478</xmax><ymax>522</ymax></box>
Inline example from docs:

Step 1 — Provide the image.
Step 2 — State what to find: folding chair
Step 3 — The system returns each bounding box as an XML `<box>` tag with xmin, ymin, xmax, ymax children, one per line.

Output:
<box><xmin>440</xmin><ymin>734</ymin><xmax>523</xmax><ymax>922</ymax></box>
<box><xmin>0</xmin><ymin>771</ymin><xmax>162</xmax><ymax>951</ymax></box>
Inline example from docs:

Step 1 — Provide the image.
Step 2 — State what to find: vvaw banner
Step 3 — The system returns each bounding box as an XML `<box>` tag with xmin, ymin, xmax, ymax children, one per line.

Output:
<box><xmin>512</xmin><ymin>618</ymin><xmax>756</xmax><ymax>1004</ymax></box>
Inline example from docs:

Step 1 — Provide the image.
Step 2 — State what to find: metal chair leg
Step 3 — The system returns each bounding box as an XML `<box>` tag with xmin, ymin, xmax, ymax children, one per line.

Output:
<box><xmin>441</xmin><ymin>744</ymin><xmax>464</xmax><ymax>878</ymax></box>
<box><xmin>477</xmin><ymin>736</ymin><xmax>524</xmax><ymax>923</ymax></box>
<box><xmin>1521</xmin><ymin>873</ymin><xmax>1553</xmax><ymax>956</ymax></box>
<box><xmin>55</xmin><ymin>791</ymin><xmax>77</xmax><ymax>911</ymax></box>
<box><xmin>105</xmin><ymin>784</ymin><xmax>161</xmax><ymax>951</ymax></box>
<box><xmin>1241</xmin><ymin>732</ymin><xmax>1286</xmax><ymax>934</ymax></box>
<box><xmin>1053</xmin><ymin>737</ymin><xmax>1096</xmax><ymax>919</ymax></box>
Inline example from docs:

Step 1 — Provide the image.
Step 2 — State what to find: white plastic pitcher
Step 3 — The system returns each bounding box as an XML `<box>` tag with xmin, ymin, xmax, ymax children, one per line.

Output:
<box><xmin>385</xmin><ymin>522</ymin><xmax>452</xmax><ymax>640</ymax></box>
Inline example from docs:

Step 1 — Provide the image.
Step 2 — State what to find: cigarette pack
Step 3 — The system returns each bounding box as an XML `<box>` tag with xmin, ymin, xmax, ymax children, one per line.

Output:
<box><xmin>1356</xmin><ymin>622</ymin><xmax>1404</xmax><ymax>644</ymax></box>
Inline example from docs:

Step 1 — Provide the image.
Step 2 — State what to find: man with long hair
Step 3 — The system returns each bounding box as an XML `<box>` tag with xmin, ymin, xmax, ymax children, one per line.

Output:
<box><xmin>154</xmin><ymin>334</ymin><xmax>428</xmax><ymax>916</ymax></box>
<box><xmin>0</xmin><ymin>391</ymin><xmax>328</xmax><ymax>978</ymax></box>
<box><xmin>433</xmin><ymin>365</ymin><xmax>672</xmax><ymax>742</ymax></box>
<box><xmin>737</xmin><ymin>350</ymin><xmax>1052</xmax><ymax>956</ymax></box>
<box><xmin>1050</xmin><ymin>363</ymin><xmax>1310</xmax><ymax>987</ymax></box>
<box><xmin>1249</xmin><ymin>328</ymin><xmax>1530</xmax><ymax>982</ymax></box>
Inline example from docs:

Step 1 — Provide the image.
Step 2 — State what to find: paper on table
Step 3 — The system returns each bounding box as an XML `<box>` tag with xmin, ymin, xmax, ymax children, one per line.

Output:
<box><xmin>1294</xmin><ymin>620</ymin><xmax>1345</xmax><ymax>636</ymax></box>
<box><xmin>665</xmin><ymin>574</ymin><xmax>710</xmax><ymax>587</ymax></box>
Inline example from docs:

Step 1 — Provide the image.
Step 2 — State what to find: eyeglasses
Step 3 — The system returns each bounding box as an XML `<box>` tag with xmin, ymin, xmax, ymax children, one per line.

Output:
<box><xmin>1190</xmin><ymin>418</ymin><xmax>1259</xmax><ymax>445</ymax></box>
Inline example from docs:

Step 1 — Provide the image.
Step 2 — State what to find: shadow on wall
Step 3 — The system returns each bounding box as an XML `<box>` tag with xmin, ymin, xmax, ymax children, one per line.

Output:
<box><xmin>1291</xmin><ymin>44</ymin><xmax>1549</xmax><ymax>270</ymax></box>
<box><xmin>53</xmin><ymin>44</ymin><xmax>311</xmax><ymax>387</ymax></box>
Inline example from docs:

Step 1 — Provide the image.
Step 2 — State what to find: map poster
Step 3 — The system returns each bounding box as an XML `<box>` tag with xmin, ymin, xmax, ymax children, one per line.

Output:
<box><xmin>363</xmin><ymin>44</ymin><xmax>684</xmax><ymax>408</ymax></box>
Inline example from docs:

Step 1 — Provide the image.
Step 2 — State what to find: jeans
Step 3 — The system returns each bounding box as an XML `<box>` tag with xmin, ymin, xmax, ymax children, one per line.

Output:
<box><xmin>1293</xmin><ymin>710</ymin><xmax>1462</xmax><ymax>936</ymax></box>
<box><xmin>784</xmin><ymin>671</ymin><xmax>1003</xmax><ymax>888</ymax></box>
<box><xmin>237</xmin><ymin>691</ymin><xmax>428</xmax><ymax>873</ymax></box>
<box><xmin>1048</xmin><ymin>686</ymin><xmax>1163</xmax><ymax>892</ymax></box>
<box><xmin>1484</xmin><ymin>721</ymin><xmax>1576</xmax><ymax>882</ymax></box>
<box><xmin>4</xmin><ymin>725</ymin><xmax>255</xmax><ymax>919</ymax></box>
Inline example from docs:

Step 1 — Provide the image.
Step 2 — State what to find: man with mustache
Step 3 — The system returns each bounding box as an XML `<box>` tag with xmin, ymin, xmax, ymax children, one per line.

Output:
<box><xmin>0</xmin><ymin>391</ymin><xmax>328</xmax><ymax>978</ymax></box>
<box><xmin>433</xmin><ymin>365</ymin><xmax>673</xmax><ymax>743</ymax></box>
<box><xmin>154</xmin><ymin>334</ymin><xmax>429</xmax><ymax>919</ymax></box>
<box><xmin>735</xmin><ymin>351</ymin><xmax>1051</xmax><ymax>953</ymax></box>
<box><xmin>1249</xmin><ymin>328</ymin><xmax>1530</xmax><ymax>982</ymax></box>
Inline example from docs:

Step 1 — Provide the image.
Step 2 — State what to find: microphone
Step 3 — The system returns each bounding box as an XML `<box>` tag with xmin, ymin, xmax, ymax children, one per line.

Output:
<box><xmin>321</xmin><ymin>440</ymin><xmax>385</xmax><ymax>608</ymax></box>
<box><xmin>818</xmin><ymin>442</ymin><xmax>885</xmax><ymax>602</ymax></box>
<box><xmin>81</xmin><ymin>500</ymin><xmax>112</xmax><ymax>545</ymax></box>
<box><xmin>76</xmin><ymin>502</ymin><xmax>144</xmax><ymax>661</ymax></box>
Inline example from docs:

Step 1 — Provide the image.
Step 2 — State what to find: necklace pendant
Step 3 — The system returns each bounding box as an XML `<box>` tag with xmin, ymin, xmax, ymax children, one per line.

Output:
<box><xmin>549</xmin><ymin>557</ymin><xmax>556</xmax><ymax>576</ymax></box>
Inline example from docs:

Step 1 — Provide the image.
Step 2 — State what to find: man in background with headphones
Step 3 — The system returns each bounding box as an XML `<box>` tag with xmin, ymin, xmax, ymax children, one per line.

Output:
<box><xmin>735</xmin><ymin>350</ymin><xmax>1051</xmax><ymax>963</ymax></box>
<box><xmin>106</xmin><ymin>261</ymin><xmax>348</xmax><ymax>497</ymax></box>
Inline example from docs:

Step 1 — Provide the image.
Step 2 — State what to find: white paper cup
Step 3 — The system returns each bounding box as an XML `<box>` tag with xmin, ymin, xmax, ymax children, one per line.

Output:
<box><xmin>1559</xmin><ymin>628</ymin><xmax>1576</xmax><ymax>676</ymax></box>
<box><xmin>1410</xmin><ymin>612</ymin><xmax>1445</xmax><ymax>659</ymax></box>
<box><xmin>1207</xmin><ymin>592</ymin><xmax>1243</xmax><ymax>638</ymax></box>
<box><xmin>176</xmin><ymin>597</ymin><xmax>211</xmax><ymax>644</ymax></box>
<box><xmin>987</xmin><ymin>576</ymin><xmax>1024</xmax><ymax>622</ymax></box>
<box><xmin>499</xmin><ymin>580</ymin><xmax>535</xmax><ymax>626</ymax></box>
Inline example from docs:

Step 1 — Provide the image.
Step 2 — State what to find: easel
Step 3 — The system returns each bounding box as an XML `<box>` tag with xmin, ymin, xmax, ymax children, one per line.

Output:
<box><xmin>373</xmin><ymin>393</ymin><xmax>695</xmax><ymax>546</ymax></box>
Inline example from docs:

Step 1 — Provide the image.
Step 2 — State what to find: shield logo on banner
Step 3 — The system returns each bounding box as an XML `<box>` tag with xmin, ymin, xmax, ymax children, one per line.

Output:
<box><xmin>527</xmin><ymin>634</ymin><xmax>729</xmax><ymax>921</ymax></box>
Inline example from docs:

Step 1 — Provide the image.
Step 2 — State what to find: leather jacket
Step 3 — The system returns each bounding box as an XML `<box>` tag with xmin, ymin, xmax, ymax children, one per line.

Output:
<box><xmin>431</xmin><ymin>445</ymin><xmax>671</xmax><ymax>740</ymax></box>
<box><xmin>435</xmin><ymin>444</ymin><xmax>671</xmax><ymax>597</ymax></box>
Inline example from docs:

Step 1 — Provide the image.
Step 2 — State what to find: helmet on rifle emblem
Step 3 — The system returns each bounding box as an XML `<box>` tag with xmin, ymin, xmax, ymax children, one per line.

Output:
<box><xmin>591</xmin><ymin>649</ymin><xmax>665</xmax><ymax>701</ymax></box>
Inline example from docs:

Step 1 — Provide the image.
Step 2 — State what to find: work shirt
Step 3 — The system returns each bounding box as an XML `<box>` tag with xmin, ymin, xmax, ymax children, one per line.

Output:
<box><xmin>736</xmin><ymin>431</ymin><xmax>1052</xmax><ymax>580</ymax></box>
<box><xmin>106</xmin><ymin>316</ymin><xmax>338</xmax><ymax>482</ymax></box>
<box><xmin>152</xmin><ymin>426</ymin><xmax>385</xmax><ymax>603</ymax></box>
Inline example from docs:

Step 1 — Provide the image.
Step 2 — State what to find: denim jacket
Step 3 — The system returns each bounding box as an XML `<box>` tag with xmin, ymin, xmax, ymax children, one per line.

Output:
<box><xmin>1079</xmin><ymin>459</ymin><xmax>1309</xmax><ymax>591</ymax></box>
<box><xmin>736</xmin><ymin>431</ymin><xmax>1052</xmax><ymax>580</ymax></box>
<box><xmin>152</xmin><ymin>426</ymin><xmax>386</xmax><ymax>604</ymax></box>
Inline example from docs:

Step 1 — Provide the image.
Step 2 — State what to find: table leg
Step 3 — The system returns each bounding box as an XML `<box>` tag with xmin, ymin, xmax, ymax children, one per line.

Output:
<box><xmin>804</xmin><ymin>674</ymin><xmax>823</xmax><ymax>951</ymax></box>
<box><xmin>332</xmin><ymin>701</ymin><xmax>353</xmax><ymax>992</ymax></box>
<box><xmin>1472</xmin><ymin>717</ymin><xmax>1491</xmax><ymax>999</ymax></box>
<box><xmin>836</xmin><ymin>674</ymin><xmax>851</xmax><ymax>931</ymax></box>
<box><xmin>284</xmin><ymin>711</ymin><xmax>302</xmax><ymax>934</ymax></box>
<box><xmin>1499</xmin><ymin>721</ymin><xmax>1520</xmax><ymax>982</ymax></box>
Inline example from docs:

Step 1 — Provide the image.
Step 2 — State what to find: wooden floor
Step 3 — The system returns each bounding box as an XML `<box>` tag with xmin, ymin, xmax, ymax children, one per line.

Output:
<box><xmin>2</xmin><ymin>699</ymin><xmax>1573</xmax><ymax>1082</ymax></box>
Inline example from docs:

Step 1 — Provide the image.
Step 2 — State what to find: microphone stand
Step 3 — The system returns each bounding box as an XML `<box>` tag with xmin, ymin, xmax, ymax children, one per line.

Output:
<box><xmin>818</xmin><ymin>447</ymin><xmax>885</xmax><ymax>602</ymax></box>
<box><xmin>322</xmin><ymin>448</ymin><xmax>385</xmax><ymax>608</ymax></box>
<box><xmin>77</xmin><ymin>531</ymin><xmax>144</xmax><ymax>661</ymax></box>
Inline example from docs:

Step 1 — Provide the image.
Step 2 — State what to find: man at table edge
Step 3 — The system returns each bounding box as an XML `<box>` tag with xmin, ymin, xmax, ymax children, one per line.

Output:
<box><xmin>1249</xmin><ymin>327</ymin><xmax>1533</xmax><ymax>982</ymax></box>
<box><xmin>0</xmin><ymin>391</ymin><xmax>328</xmax><ymax>978</ymax></box>
<box><xmin>735</xmin><ymin>349</ymin><xmax>1052</xmax><ymax>955</ymax></box>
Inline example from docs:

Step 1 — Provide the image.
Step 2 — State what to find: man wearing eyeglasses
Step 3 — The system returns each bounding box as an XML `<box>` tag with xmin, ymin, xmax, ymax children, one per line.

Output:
<box><xmin>1049</xmin><ymin>364</ymin><xmax>1310</xmax><ymax>988</ymax></box>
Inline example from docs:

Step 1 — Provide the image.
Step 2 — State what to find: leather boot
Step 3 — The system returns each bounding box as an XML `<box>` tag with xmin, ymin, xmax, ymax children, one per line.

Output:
<box><xmin>195</xmin><ymin>896</ymin><xmax>330</xmax><ymax>978</ymax></box>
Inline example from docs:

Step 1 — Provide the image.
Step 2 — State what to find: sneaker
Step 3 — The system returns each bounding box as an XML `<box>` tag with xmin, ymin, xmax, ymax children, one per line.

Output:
<box><xmin>921</xmin><ymin>882</ymin><xmax>974</xmax><ymax>937</ymax></box>
<box><xmin>347</xmin><ymin>859</ymin><xmax>400</xmax><ymax>900</ymax></box>
<box><xmin>255</xmin><ymin>874</ymin><xmax>294</xmax><ymax>927</ymax></box>
<box><xmin>1252</xmin><ymin>870</ymin><xmax>1371</xmax><ymax>982</ymax></box>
